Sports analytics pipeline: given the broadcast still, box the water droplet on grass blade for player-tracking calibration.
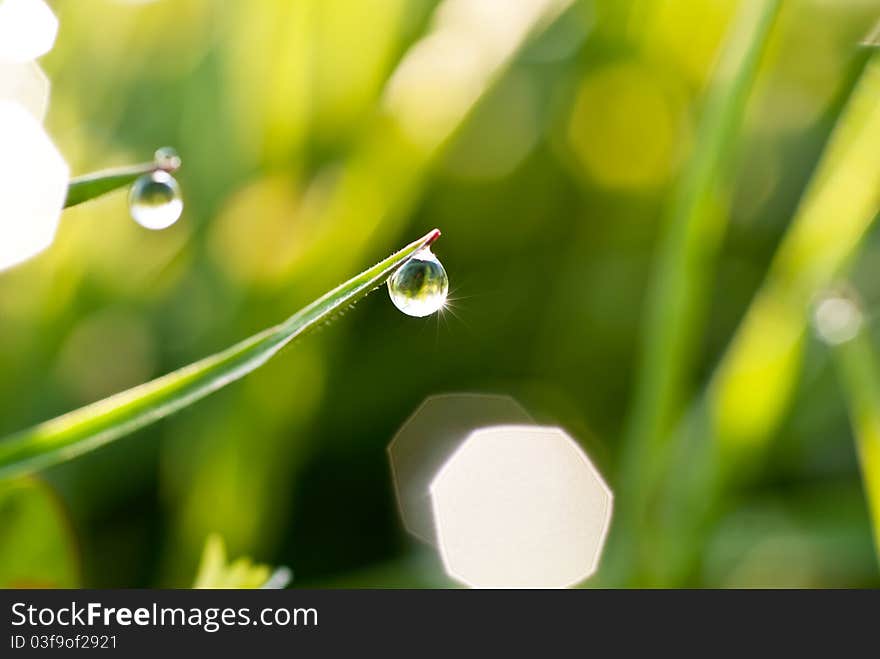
[154,146,181,171]
[129,170,182,230]
[388,248,448,317]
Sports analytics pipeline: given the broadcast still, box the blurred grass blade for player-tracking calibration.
[0,229,441,479]
[651,53,880,585]
[64,150,181,208]
[617,0,779,531]
[711,53,880,455]
[833,330,880,563]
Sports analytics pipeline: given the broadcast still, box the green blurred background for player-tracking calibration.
[2,0,880,588]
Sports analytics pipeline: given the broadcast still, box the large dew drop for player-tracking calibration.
[388,248,448,317]
[128,170,183,230]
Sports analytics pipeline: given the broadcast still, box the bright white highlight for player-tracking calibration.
[0,100,69,270]
[388,394,533,544]
[813,294,863,346]
[430,425,613,588]
[0,0,58,62]
[0,59,49,120]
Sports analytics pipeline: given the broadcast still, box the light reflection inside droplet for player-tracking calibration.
[387,247,448,317]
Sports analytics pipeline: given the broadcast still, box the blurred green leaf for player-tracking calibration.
[0,229,441,479]
[193,533,290,588]
[711,52,880,454]
[834,330,880,564]
[0,478,79,587]
[614,0,780,581]
[651,52,880,584]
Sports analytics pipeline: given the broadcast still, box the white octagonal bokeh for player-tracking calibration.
[0,0,58,62]
[0,59,49,121]
[0,100,69,270]
[430,425,612,588]
[388,393,533,545]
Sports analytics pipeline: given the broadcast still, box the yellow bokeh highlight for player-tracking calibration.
[639,0,738,85]
[567,60,687,190]
[312,0,409,143]
[208,174,305,286]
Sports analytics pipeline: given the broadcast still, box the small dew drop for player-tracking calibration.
[154,146,181,171]
[129,170,183,230]
[813,293,862,346]
[388,248,448,317]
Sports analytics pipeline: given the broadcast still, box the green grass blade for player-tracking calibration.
[833,329,880,563]
[614,0,780,571]
[0,229,441,479]
[64,165,155,208]
[64,150,181,208]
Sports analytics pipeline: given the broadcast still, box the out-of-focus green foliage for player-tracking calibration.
[636,50,880,585]
[615,0,779,583]
[0,478,79,587]
[834,328,880,562]
[1,0,879,588]
[193,534,289,589]
[712,53,880,456]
